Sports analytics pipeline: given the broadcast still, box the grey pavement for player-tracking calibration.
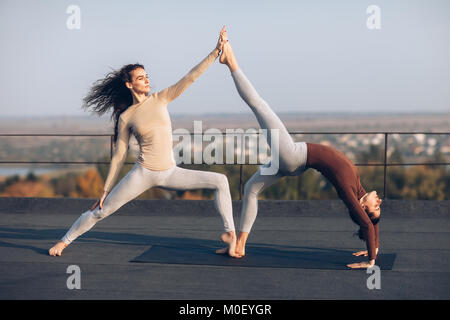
[0,198,449,300]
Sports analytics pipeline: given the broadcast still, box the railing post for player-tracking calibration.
[239,164,243,201]
[383,133,388,199]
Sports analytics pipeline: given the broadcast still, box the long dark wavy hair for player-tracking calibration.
[82,63,145,144]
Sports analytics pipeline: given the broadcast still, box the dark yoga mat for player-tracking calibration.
[130,244,396,270]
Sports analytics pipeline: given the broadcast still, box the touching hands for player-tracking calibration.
[216,26,229,51]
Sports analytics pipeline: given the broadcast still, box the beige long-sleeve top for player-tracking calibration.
[103,48,220,192]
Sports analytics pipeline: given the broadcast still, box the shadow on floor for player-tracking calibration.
[0,226,396,270]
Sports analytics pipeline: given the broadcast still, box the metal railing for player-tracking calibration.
[0,132,449,200]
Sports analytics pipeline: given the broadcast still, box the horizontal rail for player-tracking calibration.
[0,161,448,166]
[1,132,449,136]
[0,132,448,200]
[0,134,112,137]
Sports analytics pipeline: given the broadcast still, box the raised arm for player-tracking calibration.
[103,117,131,193]
[158,27,227,103]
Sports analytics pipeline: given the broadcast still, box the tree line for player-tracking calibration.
[0,145,448,200]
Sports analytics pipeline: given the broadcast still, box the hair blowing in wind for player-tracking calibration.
[82,63,145,143]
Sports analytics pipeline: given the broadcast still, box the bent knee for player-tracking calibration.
[92,207,110,220]
[215,173,230,190]
[243,181,261,197]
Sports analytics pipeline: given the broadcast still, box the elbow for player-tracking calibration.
[111,151,127,167]
[185,74,196,85]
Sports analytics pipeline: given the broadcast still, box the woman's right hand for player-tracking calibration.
[352,248,378,257]
[90,191,109,211]
[352,250,368,257]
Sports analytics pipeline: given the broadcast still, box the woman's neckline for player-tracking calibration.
[131,95,151,107]
[126,95,152,112]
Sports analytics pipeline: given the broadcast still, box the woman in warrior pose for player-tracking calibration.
[218,30,382,268]
[49,27,241,258]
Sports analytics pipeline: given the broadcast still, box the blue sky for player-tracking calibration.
[0,0,449,117]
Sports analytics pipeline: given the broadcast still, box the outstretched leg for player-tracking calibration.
[49,164,157,256]
[161,166,240,258]
[220,41,305,174]
[219,38,309,257]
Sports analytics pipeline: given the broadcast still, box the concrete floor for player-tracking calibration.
[0,199,449,300]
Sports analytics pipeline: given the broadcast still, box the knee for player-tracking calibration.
[243,181,260,198]
[91,207,110,221]
[215,173,230,191]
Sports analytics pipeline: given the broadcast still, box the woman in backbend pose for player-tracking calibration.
[217,30,382,268]
[49,27,241,258]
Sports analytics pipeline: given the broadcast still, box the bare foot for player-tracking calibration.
[215,247,228,254]
[216,239,246,256]
[235,232,248,257]
[219,41,231,64]
[235,240,246,257]
[215,231,242,258]
[219,41,239,72]
[217,244,245,256]
[49,241,68,256]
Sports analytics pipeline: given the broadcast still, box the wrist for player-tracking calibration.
[368,259,375,266]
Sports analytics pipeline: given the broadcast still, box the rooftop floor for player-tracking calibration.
[0,198,449,300]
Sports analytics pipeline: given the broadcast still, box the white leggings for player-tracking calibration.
[61,164,235,244]
[231,69,308,233]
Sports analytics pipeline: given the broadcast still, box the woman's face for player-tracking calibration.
[362,191,382,218]
[126,68,150,94]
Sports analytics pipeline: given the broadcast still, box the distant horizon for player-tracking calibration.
[1,110,449,119]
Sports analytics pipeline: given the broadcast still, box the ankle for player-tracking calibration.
[227,230,237,239]
[221,231,236,244]
[228,63,239,73]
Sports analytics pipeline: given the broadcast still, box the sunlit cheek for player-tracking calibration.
[372,203,379,213]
